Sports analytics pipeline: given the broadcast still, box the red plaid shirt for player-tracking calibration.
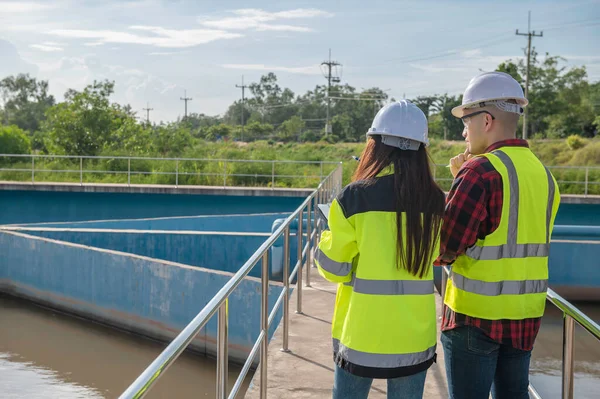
[434,139,541,351]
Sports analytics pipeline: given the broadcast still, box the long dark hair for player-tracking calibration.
[353,136,444,278]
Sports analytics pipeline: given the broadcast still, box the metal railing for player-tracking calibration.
[0,154,341,189]
[440,267,600,399]
[1,154,598,195]
[119,163,343,399]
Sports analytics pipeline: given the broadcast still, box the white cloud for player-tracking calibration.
[222,63,322,75]
[1,1,57,13]
[462,49,482,58]
[83,42,104,47]
[200,8,332,32]
[30,44,64,52]
[47,26,243,48]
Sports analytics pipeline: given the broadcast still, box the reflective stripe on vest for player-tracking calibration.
[333,338,435,368]
[343,275,434,295]
[454,150,556,296]
[315,248,352,276]
[464,150,556,261]
[451,272,548,296]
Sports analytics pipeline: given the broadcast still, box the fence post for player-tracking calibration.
[585,167,589,196]
[296,208,304,314]
[128,158,131,187]
[223,161,227,187]
[260,252,269,399]
[31,156,35,184]
[80,157,83,186]
[562,315,575,399]
[319,161,323,182]
[306,197,312,287]
[282,227,291,352]
[272,161,275,189]
[175,159,179,187]
[216,299,228,399]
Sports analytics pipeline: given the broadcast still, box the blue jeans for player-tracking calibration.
[333,365,427,399]
[441,326,532,399]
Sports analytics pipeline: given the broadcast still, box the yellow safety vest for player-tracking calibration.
[315,167,440,378]
[445,147,560,320]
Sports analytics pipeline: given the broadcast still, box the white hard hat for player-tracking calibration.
[452,71,529,118]
[367,100,428,150]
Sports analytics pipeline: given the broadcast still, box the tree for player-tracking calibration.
[42,80,141,156]
[278,116,305,141]
[0,74,55,146]
[0,125,31,156]
[151,123,193,156]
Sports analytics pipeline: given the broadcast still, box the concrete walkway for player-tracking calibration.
[246,266,448,398]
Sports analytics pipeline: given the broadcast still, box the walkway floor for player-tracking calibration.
[245,266,448,398]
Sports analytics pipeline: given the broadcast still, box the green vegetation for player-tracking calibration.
[0,50,598,194]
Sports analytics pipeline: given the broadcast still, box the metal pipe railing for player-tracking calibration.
[440,267,600,399]
[119,163,342,399]
[1,154,597,195]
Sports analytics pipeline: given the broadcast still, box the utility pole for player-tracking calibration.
[321,49,341,135]
[516,11,543,140]
[236,75,248,141]
[142,102,153,125]
[180,90,192,119]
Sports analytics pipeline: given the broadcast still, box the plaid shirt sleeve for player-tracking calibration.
[434,160,488,266]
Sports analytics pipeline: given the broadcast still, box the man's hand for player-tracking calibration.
[449,148,472,178]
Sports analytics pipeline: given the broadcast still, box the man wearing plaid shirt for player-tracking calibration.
[435,72,560,399]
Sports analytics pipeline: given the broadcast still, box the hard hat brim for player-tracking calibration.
[451,97,529,118]
[366,131,429,147]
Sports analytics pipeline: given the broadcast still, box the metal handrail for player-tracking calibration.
[1,153,598,195]
[119,163,343,399]
[440,266,600,399]
[0,153,340,189]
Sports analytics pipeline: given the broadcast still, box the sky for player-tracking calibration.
[1,0,599,123]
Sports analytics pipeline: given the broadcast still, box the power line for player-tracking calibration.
[516,11,543,140]
[235,75,248,141]
[321,49,342,135]
[142,102,153,124]
[180,90,192,118]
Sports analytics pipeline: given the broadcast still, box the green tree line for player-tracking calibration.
[1,50,598,158]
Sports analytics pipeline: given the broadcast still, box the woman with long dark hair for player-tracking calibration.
[315,100,445,399]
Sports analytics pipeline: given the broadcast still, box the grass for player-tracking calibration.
[1,138,598,194]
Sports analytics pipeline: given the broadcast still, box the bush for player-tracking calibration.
[0,125,31,162]
[566,135,586,150]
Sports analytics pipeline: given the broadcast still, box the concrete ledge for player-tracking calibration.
[559,194,600,204]
[0,181,314,198]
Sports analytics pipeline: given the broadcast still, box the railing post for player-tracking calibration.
[80,157,83,186]
[128,158,131,187]
[319,161,323,182]
[306,197,312,287]
[584,167,589,196]
[282,226,291,352]
[175,159,179,187]
[441,267,449,299]
[271,161,275,189]
[260,252,269,399]
[296,208,304,314]
[216,299,228,399]
[223,161,227,187]
[312,196,318,268]
[562,314,575,399]
[31,155,35,184]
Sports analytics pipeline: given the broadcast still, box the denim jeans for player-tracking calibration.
[441,326,532,399]
[332,365,427,399]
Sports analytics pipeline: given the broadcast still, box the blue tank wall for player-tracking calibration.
[0,190,303,225]
[554,203,600,226]
[0,230,283,364]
